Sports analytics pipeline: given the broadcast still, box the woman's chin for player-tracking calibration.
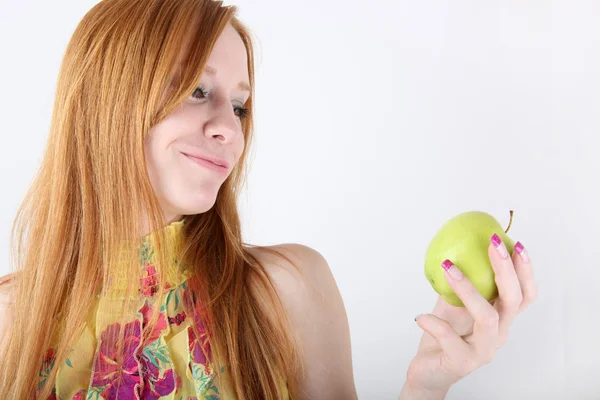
[173,195,218,216]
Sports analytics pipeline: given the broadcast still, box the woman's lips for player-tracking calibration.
[182,152,229,175]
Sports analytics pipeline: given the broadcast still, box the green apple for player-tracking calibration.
[424,210,515,307]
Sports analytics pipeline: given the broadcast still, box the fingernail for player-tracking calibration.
[441,259,463,280]
[491,234,509,259]
[414,314,422,322]
[514,241,530,263]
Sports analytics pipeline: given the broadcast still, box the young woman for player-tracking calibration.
[0,1,537,399]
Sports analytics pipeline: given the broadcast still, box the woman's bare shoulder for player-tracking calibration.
[246,244,358,399]
[0,273,17,341]
[246,243,332,295]
[0,272,16,303]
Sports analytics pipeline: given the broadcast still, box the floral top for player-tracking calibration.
[38,219,289,400]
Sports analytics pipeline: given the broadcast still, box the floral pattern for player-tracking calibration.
[91,319,142,398]
[138,301,176,399]
[38,348,56,393]
[72,390,87,400]
[140,263,159,297]
[35,218,288,399]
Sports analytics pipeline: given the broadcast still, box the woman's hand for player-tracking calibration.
[403,235,537,397]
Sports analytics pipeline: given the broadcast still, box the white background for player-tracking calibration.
[1,1,598,399]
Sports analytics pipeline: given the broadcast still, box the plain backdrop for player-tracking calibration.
[1,1,598,399]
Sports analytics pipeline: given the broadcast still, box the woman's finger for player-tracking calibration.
[415,313,472,368]
[488,234,523,333]
[441,259,499,360]
[512,241,538,312]
[432,295,474,337]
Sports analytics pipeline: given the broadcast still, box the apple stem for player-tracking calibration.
[504,210,514,233]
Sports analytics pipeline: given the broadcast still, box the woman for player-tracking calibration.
[0,0,537,399]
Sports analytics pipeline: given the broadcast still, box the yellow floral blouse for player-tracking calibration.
[37,218,289,400]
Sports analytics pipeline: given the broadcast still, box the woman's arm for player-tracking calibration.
[0,273,17,355]
[0,272,16,319]
[398,382,449,400]
[251,243,359,400]
[255,244,456,400]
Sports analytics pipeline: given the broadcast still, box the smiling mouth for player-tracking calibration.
[182,152,229,174]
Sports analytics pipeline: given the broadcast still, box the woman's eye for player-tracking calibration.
[191,86,209,100]
[234,106,249,120]
[190,86,249,119]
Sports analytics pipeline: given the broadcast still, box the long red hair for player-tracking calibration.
[0,1,305,398]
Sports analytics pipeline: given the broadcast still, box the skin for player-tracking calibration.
[142,23,538,399]
[143,23,249,231]
[0,23,538,400]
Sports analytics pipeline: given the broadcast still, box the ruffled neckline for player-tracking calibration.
[40,216,291,399]
[105,218,192,299]
[45,216,224,398]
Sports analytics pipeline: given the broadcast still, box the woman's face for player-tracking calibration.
[145,23,250,224]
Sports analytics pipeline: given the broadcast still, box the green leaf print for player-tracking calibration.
[149,354,160,368]
[191,363,213,392]
[138,241,155,263]
[85,387,103,400]
[154,350,170,364]
[205,377,220,395]
[66,357,73,367]
[37,359,55,391]
[143,340,172,368]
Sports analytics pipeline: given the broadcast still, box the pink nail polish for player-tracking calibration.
[491,234,509,259]
[514,241,530,262]
[441,259,463,280]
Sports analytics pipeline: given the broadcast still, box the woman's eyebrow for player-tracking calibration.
[205,65,251,92]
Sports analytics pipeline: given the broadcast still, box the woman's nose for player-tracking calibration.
[204,98,242,143]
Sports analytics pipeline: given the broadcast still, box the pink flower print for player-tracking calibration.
[139,301,168,344]
[181,283,212,369]
[137,300,176,398]
[168,311,187,326]
[91,320,142,399]
[181,283,213,328]
[44,389,58,400]
[138,355,176,400]
[72,390,87,400]
[38,348,56,398]
[188,324,211,368]
[140,263,159,297]
[42,348,56,367]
